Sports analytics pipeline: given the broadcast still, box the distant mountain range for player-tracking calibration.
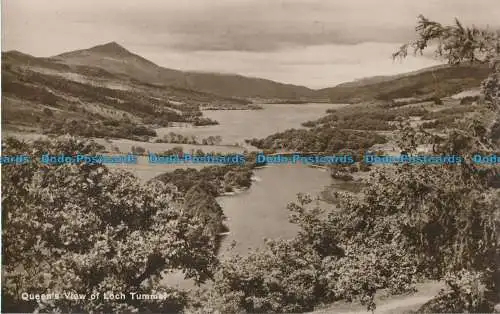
[50,42,317,100]
[3,41,492,104]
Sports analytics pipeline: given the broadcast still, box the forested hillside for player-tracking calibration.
[318,63,490,103]
[2,50,251,139]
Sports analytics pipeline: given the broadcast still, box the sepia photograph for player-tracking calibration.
[1,0,499,313]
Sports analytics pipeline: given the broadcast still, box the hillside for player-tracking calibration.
[333,65,449,89]
[1,50,251,140]
[51,42,316,100]
[319,63,491,103]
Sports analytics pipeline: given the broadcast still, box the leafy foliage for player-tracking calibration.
[393,15,500,311]
[192,16,500,314]
[419,269,493,313]
[44,118,158,141]
[195,193,421,313]
[393,15,500,65]
[246,127,387,154]
[1,137,218,313]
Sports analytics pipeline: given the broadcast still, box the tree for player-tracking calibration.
[131,145,146,155]
[1,137,217,313]
[183,184,226,238]
[393,14,500,142]
[393,15,499,65]
[198,193,419,313]
[392,15,500,312]
[42,107,54,116]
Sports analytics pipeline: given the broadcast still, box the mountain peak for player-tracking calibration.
[53,41,138,60]
[87,41,130,55]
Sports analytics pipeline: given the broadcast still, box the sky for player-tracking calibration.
[2,0,500,88]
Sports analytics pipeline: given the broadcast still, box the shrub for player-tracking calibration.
[42,107,53,116]
[418,270,493,313]
[460,95,480,105]
[432,96,444,105]
[131,145,146,154]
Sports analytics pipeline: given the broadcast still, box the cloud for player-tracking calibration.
[5,0,500,54]
[88,0,418,51]
[100,0,500,52]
